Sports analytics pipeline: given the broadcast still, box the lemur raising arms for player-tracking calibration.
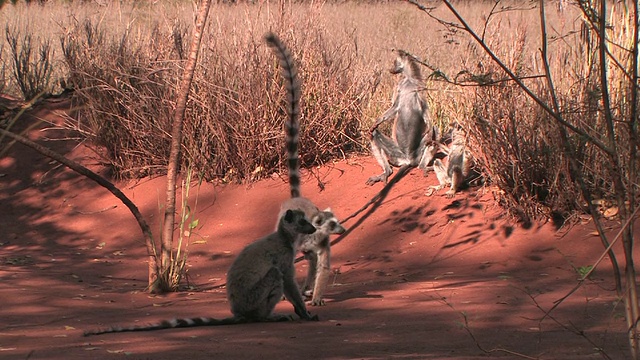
[367,50,439,186]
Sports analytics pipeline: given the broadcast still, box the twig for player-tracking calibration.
[0,127,159,283]
[439,295,539,359]
[548,204,640,315]
[405,0,613,157]
[524,290,613,360]
[402,49,546,87]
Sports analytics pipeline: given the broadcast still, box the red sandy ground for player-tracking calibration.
[0,99,634,359]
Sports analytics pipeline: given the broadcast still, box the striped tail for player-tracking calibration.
[83,316,243,336]
[265,32,302,198]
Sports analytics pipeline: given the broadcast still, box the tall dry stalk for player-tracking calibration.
[155,0,212,293]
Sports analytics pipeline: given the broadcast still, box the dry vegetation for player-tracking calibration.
[0,0,635,221]
[4,0,640,356]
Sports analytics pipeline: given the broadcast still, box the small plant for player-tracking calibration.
[577,265,594,279]
[163,167,203,291]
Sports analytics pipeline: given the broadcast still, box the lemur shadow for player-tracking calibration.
[436,197,516,251]
[326,290,385,304]
[440,198,485,248]
[295,164,413,264]
[377,204,437,234]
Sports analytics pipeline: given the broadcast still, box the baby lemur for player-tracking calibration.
[429,123,472,198]
[265,33,346,307]
[83,209,318,336]
[279,198,345,306]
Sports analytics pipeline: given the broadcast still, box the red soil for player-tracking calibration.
[0,100,632,359]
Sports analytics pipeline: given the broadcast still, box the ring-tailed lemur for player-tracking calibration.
[83,33,323,336]
[366,50,439,186]
[84,208,319,336]
[428,122,473,198]
[265,33,346,307]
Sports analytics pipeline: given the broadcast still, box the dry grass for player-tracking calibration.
[53,1,381,180]
[1,0,635,219]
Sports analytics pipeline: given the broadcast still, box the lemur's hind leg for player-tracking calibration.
[366,129,408,185]
[302,251,317,297]
[231,266,285,321]
[426,158,450,196]
[416,127,440,170]
[446,167,463,198]
[309,247,331,306]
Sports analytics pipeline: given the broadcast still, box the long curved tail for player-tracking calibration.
[265,32,302,198]
[83,316,244,336]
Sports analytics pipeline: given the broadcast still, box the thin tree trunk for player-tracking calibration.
[628,6,640,359]
[538,0,623,294]
[155,0,212,293]
[594,0,639,357]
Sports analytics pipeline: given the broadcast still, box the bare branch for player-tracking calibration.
[0,127,159,281]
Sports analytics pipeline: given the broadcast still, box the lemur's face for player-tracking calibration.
[390,56,405,75]
[312,210,346,235]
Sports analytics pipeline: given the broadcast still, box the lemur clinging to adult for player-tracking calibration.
[428,122,473,198]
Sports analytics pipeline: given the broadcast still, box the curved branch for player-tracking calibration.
[0,128,159,281]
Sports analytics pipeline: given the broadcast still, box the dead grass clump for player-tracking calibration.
[458,16,587,222]
[458,4,631,222]
[62,19,178,178]
[470,80,573,221]
[5,25,54,100]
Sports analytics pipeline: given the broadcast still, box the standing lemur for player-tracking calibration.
[266,32,346,307]
[366,50,439,185]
